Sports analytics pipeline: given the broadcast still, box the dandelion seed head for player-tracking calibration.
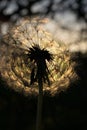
[0,17,77,96]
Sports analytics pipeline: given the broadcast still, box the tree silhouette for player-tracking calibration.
[0,0,87,40]
[0,0,87,23]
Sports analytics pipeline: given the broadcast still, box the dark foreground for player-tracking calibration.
[0,52,87,130]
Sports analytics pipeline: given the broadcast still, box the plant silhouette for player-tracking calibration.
[0,17,77,130]
[28,45,52,85]
[27,44,52,130]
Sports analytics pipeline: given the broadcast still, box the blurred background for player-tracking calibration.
[0,0,87,51]
[0,0,87,130]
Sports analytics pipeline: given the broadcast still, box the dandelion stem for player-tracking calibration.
[36,78,43,130]
[28,45,52,130]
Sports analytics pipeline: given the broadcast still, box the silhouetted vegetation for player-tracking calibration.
[0,52,87,130]
[0,1,87,130]
[0,0,87,41]
[0,0,87,22]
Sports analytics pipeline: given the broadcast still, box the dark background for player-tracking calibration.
[0,0,87,130]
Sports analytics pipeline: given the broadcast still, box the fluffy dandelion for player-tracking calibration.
[0,17,76,96]
[0,17,77,130]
